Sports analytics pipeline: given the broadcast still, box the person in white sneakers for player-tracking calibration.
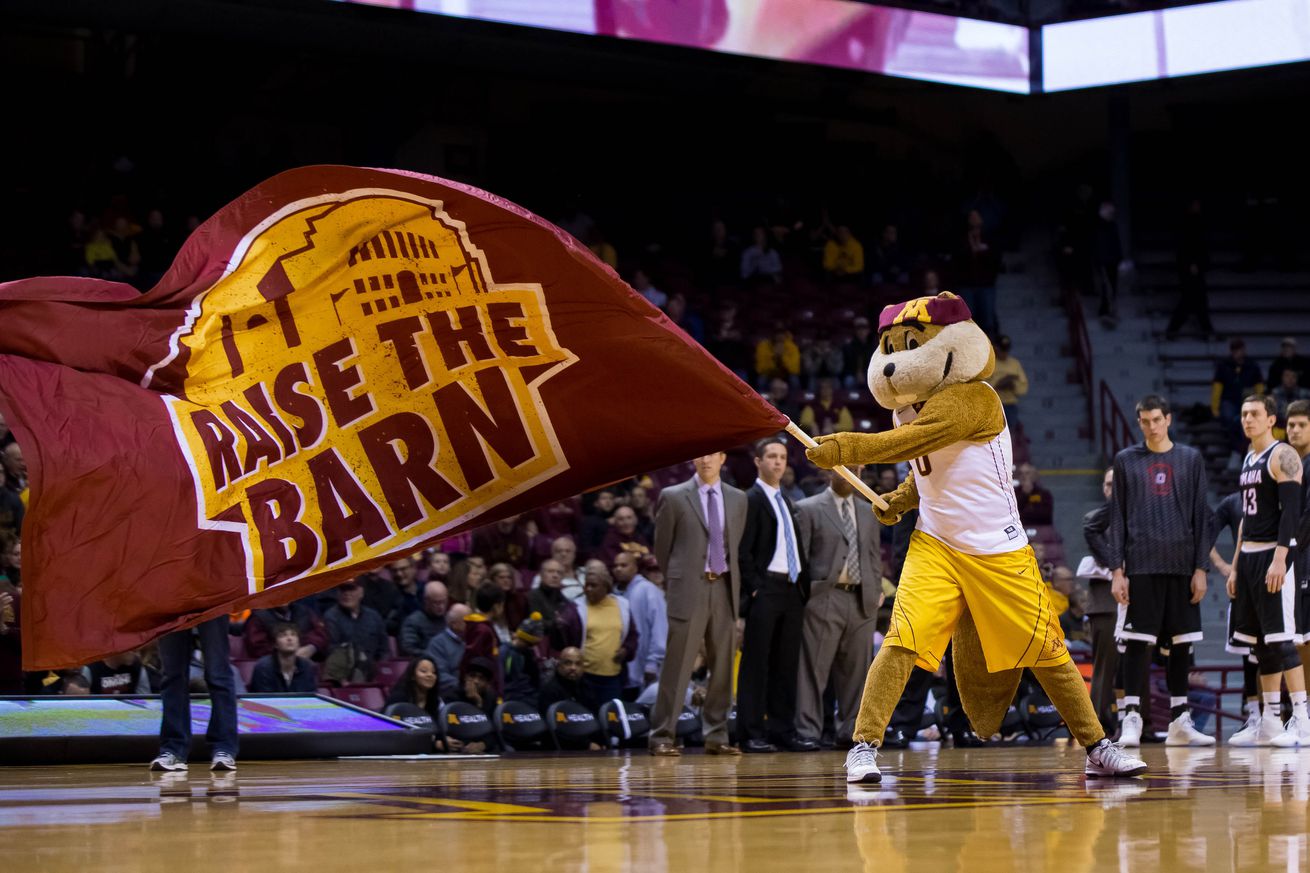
[1226,395,1307,748]
[1107,395,1216,749]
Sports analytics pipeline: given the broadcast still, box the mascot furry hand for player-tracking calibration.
[804,293,1102,747]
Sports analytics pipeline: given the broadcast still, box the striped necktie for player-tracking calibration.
[841,498,860,586]
[775,491,799,582]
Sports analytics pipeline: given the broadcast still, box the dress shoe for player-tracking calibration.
[649,743,682,757]
[742,738,778,753]
[882,728,910,750]
[705,743,743,756]
[950,728,985,748]
[788,737,821,752]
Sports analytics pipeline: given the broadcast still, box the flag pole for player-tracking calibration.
[783,420,891,511]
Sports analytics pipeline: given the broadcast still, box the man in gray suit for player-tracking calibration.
[793,465,883,747]
[648,450,748,755]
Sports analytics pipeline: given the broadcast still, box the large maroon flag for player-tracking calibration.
[0,166,785,668]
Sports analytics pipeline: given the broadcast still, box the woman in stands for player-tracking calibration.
[384,656,485,753]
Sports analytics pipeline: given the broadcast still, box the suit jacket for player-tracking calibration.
[739,482,807,613]
[654,476,747,622]
[795,490,882,617]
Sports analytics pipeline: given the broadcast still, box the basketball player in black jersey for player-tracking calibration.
[1284,399,1310,693]
[1227,394,1307,746]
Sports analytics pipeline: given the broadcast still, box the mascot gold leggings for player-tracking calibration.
[853,610,1106,747]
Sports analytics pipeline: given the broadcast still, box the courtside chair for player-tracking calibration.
[439,701,494,746]
[546,700,601,750]
[494,700,548,750]
[597,699,650,748]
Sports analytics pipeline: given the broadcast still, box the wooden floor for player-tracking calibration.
[1,744,1307,872]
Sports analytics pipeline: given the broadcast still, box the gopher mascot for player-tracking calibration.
[805,292,1146,782]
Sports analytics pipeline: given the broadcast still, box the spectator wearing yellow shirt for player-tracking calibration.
[755,329,801,386]
[822,225,864,278]
[985,335,1028,410]
[799,379,855,436]
[557,560,638,705]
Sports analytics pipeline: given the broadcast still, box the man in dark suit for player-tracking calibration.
[737,437,807,752]
[648,451,748,756]
[793,465,882,747]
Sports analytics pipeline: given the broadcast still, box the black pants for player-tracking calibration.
[1088,612,1120,735]
[737,575,804,742]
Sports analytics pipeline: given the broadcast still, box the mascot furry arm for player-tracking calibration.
[805,381,1005,524]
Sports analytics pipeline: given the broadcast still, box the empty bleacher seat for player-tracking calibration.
[329,685,387,712]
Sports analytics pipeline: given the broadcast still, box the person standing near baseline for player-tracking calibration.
[737,437,808,752]
[150,615,240,771]
[1108,394,1215,748]
[1284,399,1310,687]
[1227,395,1307,746]
[648,451,748,756]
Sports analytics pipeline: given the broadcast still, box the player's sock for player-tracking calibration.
[1122,695,1141,714]
[1246,698,1261,717]
[1243,658,1259,700]
[1264,691,1282,715]
[1292,691,1308,720]
[1170,696,1189,721]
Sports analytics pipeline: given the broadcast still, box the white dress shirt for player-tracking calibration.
[755,480,797,577]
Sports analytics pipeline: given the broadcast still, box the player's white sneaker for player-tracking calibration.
[1118,711,1143,747]
[1271,714,1310,747]
[1085,739,1148,777]
[1228,713,1283,747]
[844,742,882,784]
[1165,712,1216,746]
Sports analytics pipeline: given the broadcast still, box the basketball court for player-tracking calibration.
[1,746,1304,872]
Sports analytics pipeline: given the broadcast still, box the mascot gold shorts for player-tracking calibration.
[885,531,1071,673]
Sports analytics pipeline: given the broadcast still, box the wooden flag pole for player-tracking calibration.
[784,420,890,511]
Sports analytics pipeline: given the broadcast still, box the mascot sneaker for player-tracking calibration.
[1085,739,1148,777]
[844,742,882,784]
[1271,714,1310,747]
[1165,713,1216,746]
[1118,711,1144,747]
[1228,714,1283,747]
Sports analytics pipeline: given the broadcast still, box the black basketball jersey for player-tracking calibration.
[1239,442,1283,542]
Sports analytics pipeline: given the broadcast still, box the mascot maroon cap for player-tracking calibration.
[877,292,973,332]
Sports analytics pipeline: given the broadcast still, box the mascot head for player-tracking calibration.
[867,291,995,409]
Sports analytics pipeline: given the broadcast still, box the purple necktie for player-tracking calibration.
[706,488,728,574]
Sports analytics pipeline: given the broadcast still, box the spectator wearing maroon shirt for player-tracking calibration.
[1015,463,1054,527]
[596,505,653,565]
[460,583,506,697]
[472,515,534,569]
[489,562,530,634]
